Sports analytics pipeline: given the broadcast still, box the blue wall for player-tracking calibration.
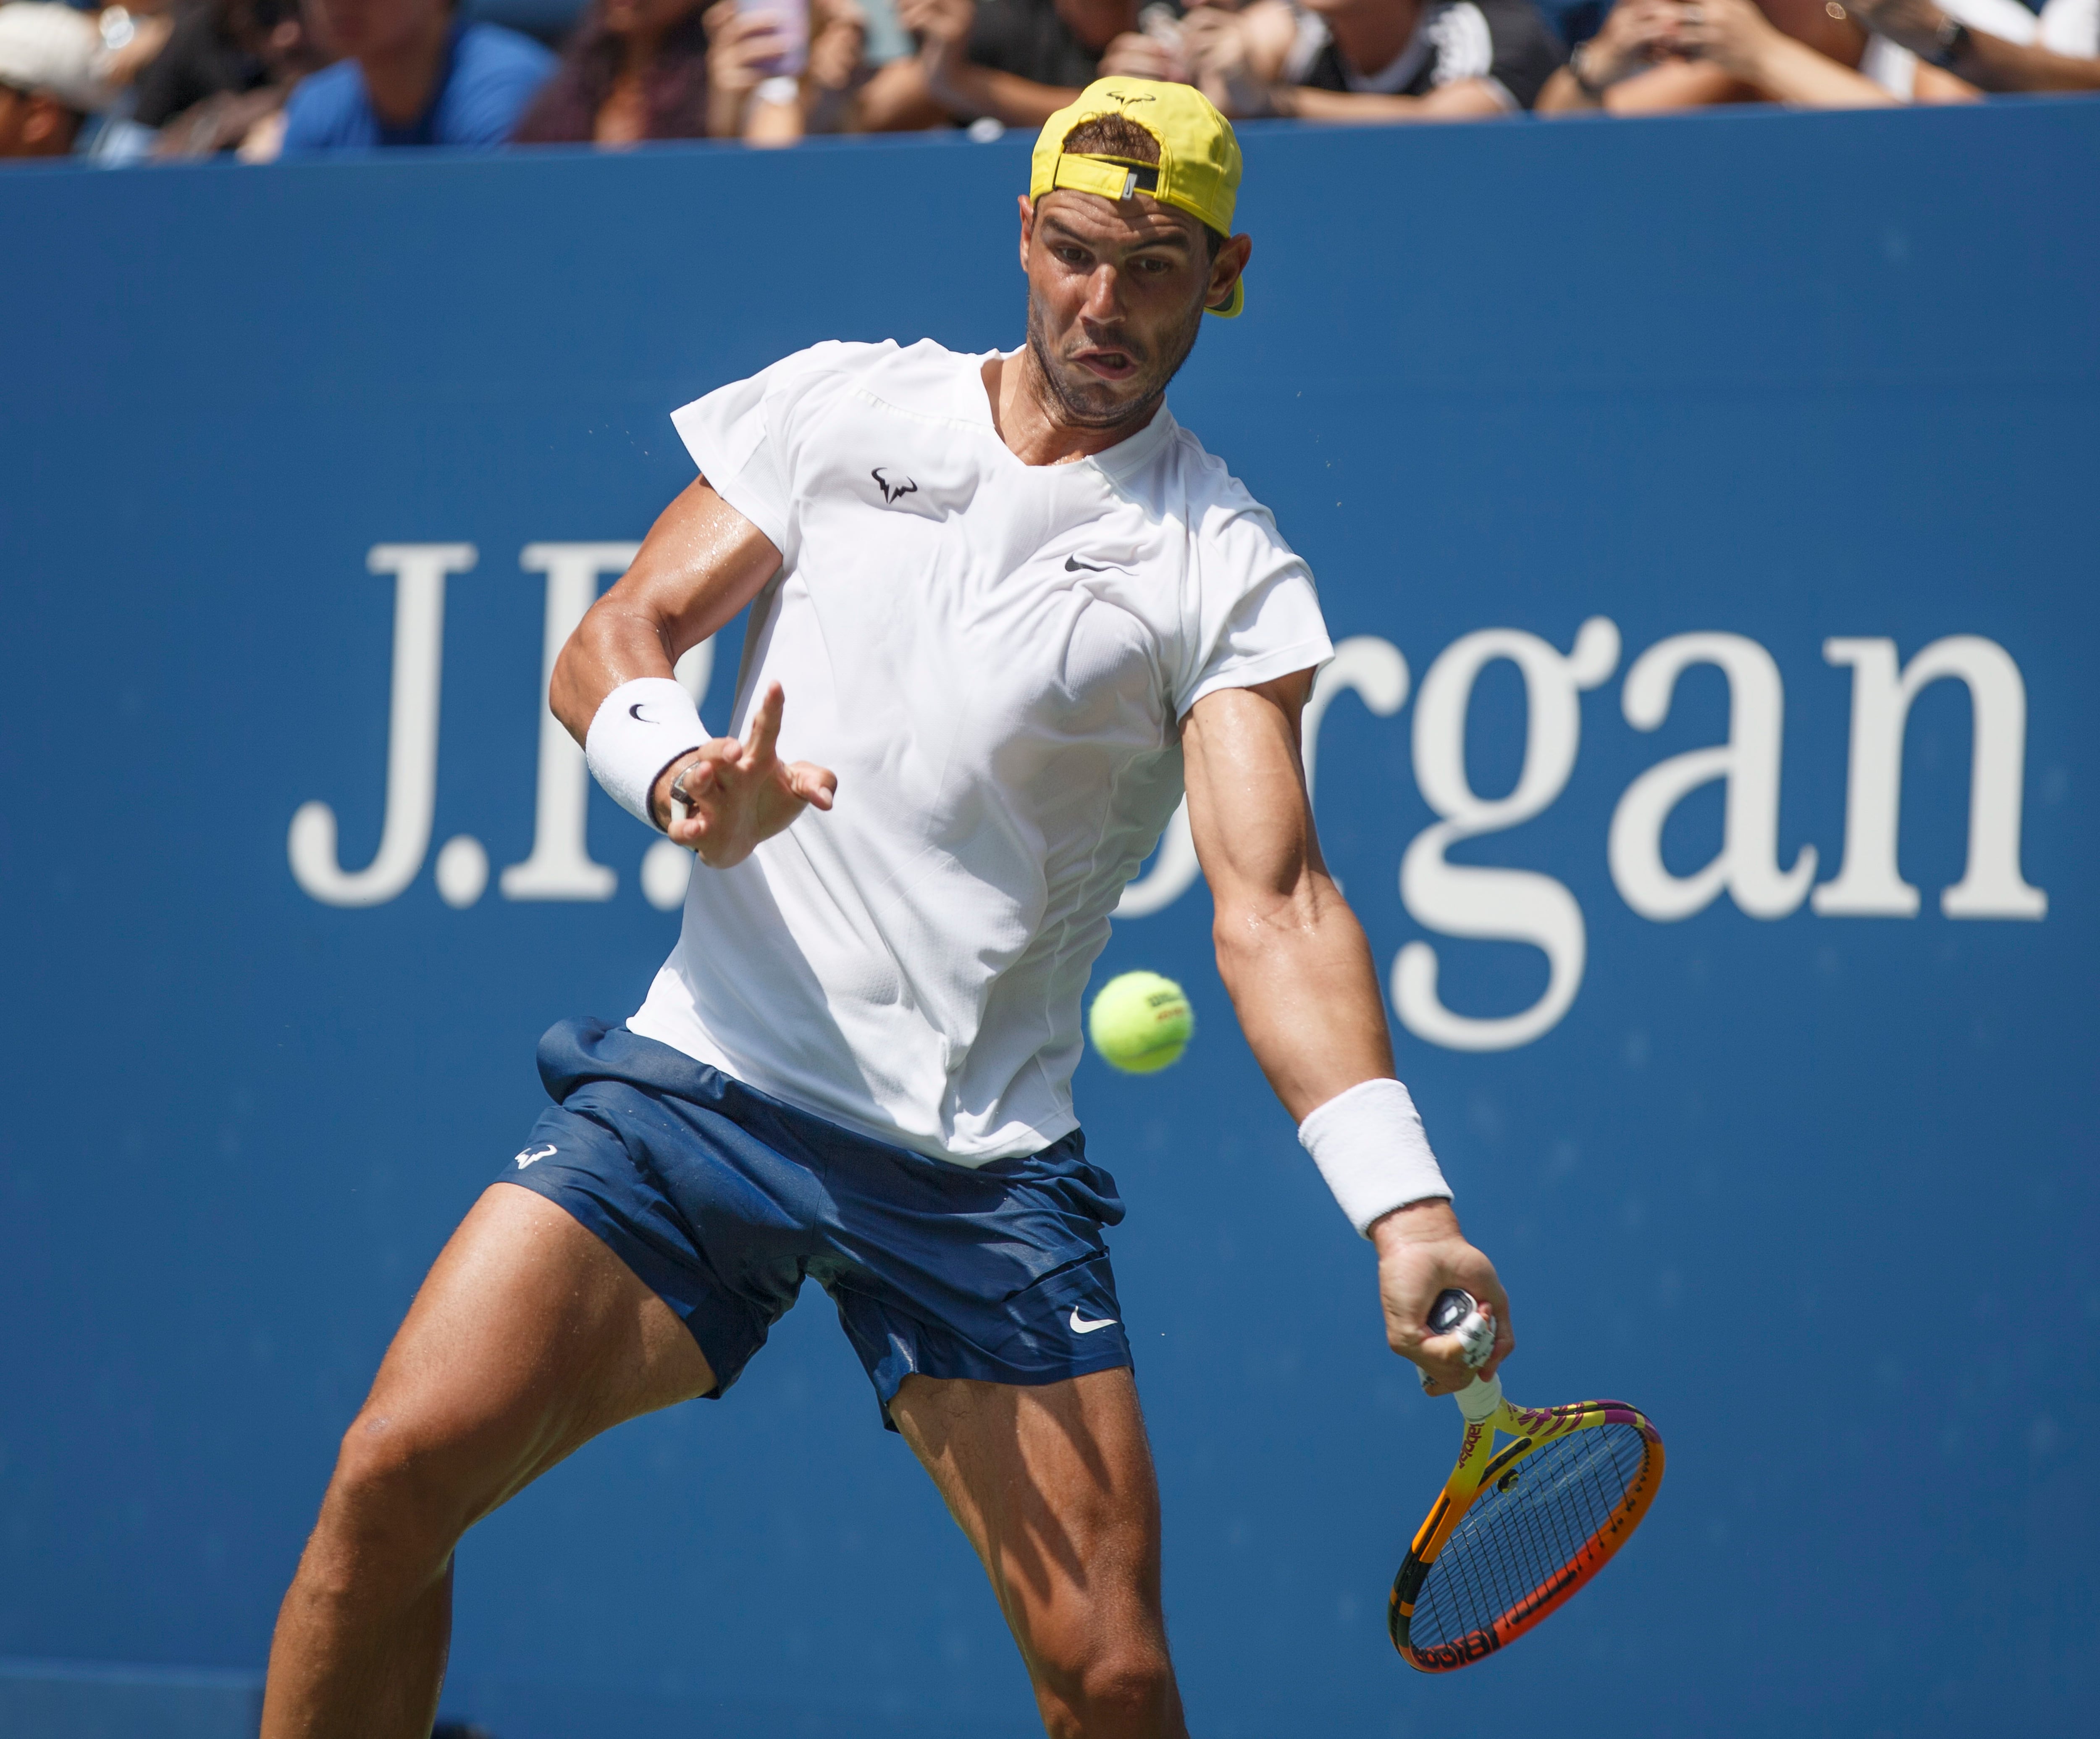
[3,99,2095,1738]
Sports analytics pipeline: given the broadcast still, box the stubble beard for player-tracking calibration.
[1023,284,1208,434]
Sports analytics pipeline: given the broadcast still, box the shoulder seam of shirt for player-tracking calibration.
[846,382,997,439]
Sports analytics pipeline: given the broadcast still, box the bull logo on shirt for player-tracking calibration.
[871,467,919,505]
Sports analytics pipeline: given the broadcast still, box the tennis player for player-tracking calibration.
[262,79,1514,1739]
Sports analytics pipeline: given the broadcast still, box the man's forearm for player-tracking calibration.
[1741,34,1898,106]
[1213,875,1396,1122]
[550,597,682,749]
[922,45,1076,125]
[1956,32,2100,90]
[1273,81,1507,123]
[549,478,781,746]
[1535,65,1604,113]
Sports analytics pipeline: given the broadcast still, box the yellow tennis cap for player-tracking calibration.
[1030,78,1246,319]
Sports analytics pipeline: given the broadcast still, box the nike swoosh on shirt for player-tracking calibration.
[1068,1308,1119,1334]
[1064,555,1121,574]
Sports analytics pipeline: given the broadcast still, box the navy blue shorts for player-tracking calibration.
[500,1018,1133,1430]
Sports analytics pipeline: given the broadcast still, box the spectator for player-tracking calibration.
[1845,0,2100,90]
[510,0,713,139]
[696,0,867,140]
[1089,1,1302,97]
[512,0,862,143]
[1536,0,1986,110]
[0,1,113,157]
[1189,0,1569,120]
[278,0,554,150]
[868,0,1164,128]
[134,0,323,157]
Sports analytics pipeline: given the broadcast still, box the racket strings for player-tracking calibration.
[1411,1421,1648,1650]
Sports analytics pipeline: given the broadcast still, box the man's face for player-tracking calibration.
[0,85,81,159]
[302,0,443,60]
[1019,189,1245,429]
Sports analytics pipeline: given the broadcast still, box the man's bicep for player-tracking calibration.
[550,480,782,742]
[1182,673,1321,906]
[605,476,783,660]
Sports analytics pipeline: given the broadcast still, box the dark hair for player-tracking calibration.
[1058,113,1226,259]
[511,0,710,145]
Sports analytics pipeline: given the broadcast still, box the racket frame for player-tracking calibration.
[1387,1383,1665,1672]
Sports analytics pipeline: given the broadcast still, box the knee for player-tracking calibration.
[1038,1635,1178,1738]
[306,1409,479,1584]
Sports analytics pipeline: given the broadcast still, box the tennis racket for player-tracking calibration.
[1388,1289,1665,1672]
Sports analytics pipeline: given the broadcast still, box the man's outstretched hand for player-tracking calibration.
[650,682,837,868]
[1371,1200,1515,1396]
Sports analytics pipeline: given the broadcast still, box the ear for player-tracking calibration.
[1206,232,1254,314]
[22,94,66,150]
[1017,193,1036,273]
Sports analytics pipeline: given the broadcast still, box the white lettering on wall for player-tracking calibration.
[1301,636,1411,810]
[498,543,637,902]
[1609,633,1815,921]
[1812,636,2047,919]
[283,546,2053,1053]
[288,543,473,908]
[1393,618,1620,1052]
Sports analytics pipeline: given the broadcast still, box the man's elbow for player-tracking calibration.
[548,626,598,748]
[1209,882,1328,966]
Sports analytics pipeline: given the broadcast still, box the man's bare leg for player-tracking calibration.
[261,1185,716,1739]
[890,1369,1189,1739]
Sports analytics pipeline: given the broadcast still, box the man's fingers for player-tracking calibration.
[1410,1340,1479,1395]
[1486,1301,1515,1380]
[1417,1329,1484,1378]
[744,681,786,765]
[786,760,838,809]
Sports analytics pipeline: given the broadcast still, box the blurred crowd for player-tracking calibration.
[1,0,2095,163]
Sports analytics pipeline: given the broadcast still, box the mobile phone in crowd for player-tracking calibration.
[740,0,810,78]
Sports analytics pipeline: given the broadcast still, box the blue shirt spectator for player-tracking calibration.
[283,11,553,150]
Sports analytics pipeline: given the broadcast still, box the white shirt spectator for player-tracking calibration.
[2037,0,2097,53]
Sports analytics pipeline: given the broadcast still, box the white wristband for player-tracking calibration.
[1297,1077,1451,1238]
[585,678,707,831]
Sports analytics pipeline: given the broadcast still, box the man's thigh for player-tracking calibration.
[888,1369,1170,1663]
[340,1183,717,1528]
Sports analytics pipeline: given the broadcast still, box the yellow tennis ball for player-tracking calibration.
[1088,970,1194,1074]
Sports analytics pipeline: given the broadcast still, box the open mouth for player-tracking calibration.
[1073,346,1141,383]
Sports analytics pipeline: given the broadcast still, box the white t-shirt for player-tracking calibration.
[627,339,1333,1164]
[1859,0,2040,96]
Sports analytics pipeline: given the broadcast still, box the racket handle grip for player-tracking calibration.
[1454,1372,1504,1422]
[1417,1358,1505,1418]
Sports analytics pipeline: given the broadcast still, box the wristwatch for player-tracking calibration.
[1569,40,1612,100]
[1927,15,1971,66]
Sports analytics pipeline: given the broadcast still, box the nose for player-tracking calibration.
[1080,263,1122,323]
